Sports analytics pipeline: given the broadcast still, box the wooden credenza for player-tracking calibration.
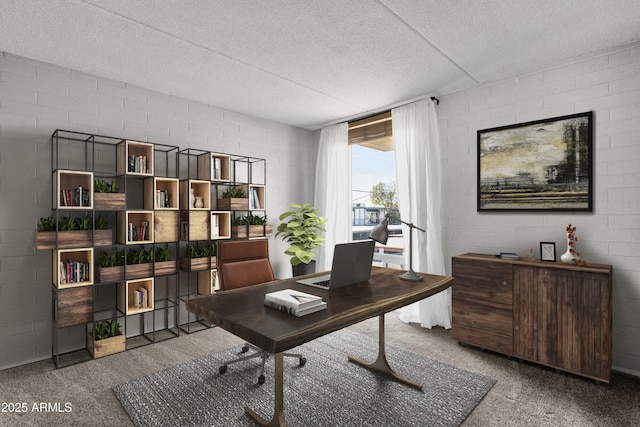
[452,253,612,382]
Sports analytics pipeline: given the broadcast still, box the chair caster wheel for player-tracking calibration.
[219,365,228,374]
[258,374,265,385]
[241,346,249,353]
[299,357,307,367]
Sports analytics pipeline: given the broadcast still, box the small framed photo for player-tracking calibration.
[540,242,556,262]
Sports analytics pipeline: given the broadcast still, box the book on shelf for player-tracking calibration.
[498,252,519,260]
[134,287,149,308]
[264,298,327,317]
[211,214,219,238]
[264,288,324,311]
[211,157,222,180]
[250,187,261,209]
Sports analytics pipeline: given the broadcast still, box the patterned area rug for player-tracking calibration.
[113,329,495,426]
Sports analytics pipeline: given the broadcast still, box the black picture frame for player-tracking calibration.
[540,242,556,262]
[477,111,593,211]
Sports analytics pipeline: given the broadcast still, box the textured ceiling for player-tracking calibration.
[1,0,639,130]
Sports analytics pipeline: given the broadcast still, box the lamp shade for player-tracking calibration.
[369,217,389,244]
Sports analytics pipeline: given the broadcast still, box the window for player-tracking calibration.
[350,112,403,265]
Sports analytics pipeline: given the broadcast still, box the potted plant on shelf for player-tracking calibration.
[232,214,272,238]
[125,247,154,279]
[276,203,328,276]
[95,248,125,283]
[217,186,249,210]
[153,246,177,276]
[93,177,125,210]
[36,214,112,249]
[180,242,217,271]
[87,318,125,358]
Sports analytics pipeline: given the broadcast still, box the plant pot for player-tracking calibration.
[154,260,177,276]
[180,256,217,272]
[231,224,273,238]
[36,229,112,250]
[87,333,125,359]
[217,197,249,210]
[125,263,153,279]
[93,193,126,210]
[95,265,125,283]
[292,260,316,277]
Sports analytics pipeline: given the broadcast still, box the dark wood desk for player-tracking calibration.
[186,266,453,426]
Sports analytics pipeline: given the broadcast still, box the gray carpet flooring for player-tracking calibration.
[113,328,495,426]
[1,314,640,426]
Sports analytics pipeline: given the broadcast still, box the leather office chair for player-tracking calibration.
[216,239,306,384]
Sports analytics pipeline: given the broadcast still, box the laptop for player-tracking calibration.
[296,240,375,290]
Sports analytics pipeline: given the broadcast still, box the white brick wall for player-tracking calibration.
[0,52,316,369]
[439,43,640,376]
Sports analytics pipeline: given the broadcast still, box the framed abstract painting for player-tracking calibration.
[477,111,593,211]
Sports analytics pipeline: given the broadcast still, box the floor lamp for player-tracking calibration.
[369,215,425,281]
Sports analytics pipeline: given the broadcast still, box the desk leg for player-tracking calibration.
[245,352,286,427]
[348,314,423,391]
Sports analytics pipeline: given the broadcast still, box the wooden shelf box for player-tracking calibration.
[52,286,93,328]
[217,185,249,210]
[197,152,231,182]
[53,248,94,289]
[197,269,219,295]
[210,211,231,239]
[180,256,216,272]
[87,333,126,359]
[117,140,154,176]
[117,211,154,244]
[249,185,265,210]
[179,211,209,241]
[154,211,178,243]
[232,224,273,239]
[36,229,112,250]
[94,192,126,210]
[53,170,93,209]
[180,179,211,210]
[144,177,179,210]
[117,278,154,315]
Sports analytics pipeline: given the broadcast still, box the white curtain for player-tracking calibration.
[314,122,351,272]
[392,99,451,329]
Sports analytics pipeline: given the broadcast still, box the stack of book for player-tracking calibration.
[264,289,327,317]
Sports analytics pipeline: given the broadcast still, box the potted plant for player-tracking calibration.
[153,246,177,276]
[232,214,272,238]
[276,203,328,276]
[93,177,125,210]
[125,247,153,279]
[95,248,125,283]
[217,186,249,210]
[36,214,112,249]
[180,242,217,271]
[87,319,125,358]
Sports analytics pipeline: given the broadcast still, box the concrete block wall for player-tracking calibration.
[438,43,640,376]
[0,52,316,369]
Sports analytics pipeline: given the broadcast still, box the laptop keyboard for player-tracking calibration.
[314,279,331,288]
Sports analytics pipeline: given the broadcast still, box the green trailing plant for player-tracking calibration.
[94,177,119,193]
[233,214,268,226]
[37,215,56,232]
[221,187,246,198]
[185,242,216,258]
[276,203,328,266]
[92,319,122,340]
